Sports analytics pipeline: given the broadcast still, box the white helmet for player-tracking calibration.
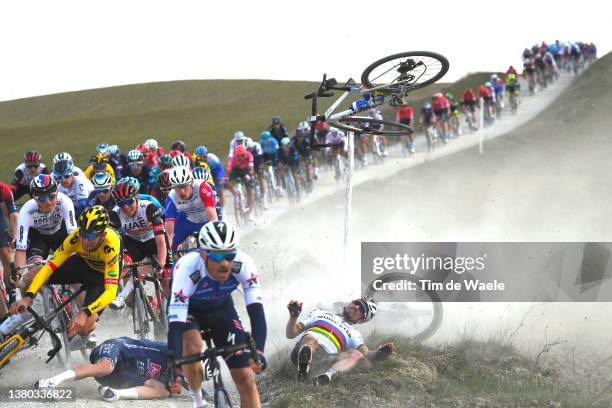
[491,74,498,81]
[192,167,211,183]
[198,221,238,251]
[109,145,119,154]
[169,166,193,187]
[171,154,191,168]
[127,149,144,162]
[53,152,73,164]
[297,121,310,132]
[92,171,113,190]
[354,297,377,323]
[234,131,245,141]
[145,138,158,150]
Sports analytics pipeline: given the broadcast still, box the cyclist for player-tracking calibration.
[291,126,315,187]
[477,83,494,122]
[259,131,281,197]
[431,92,450,142]
[121,150,152,194]
[8,205,120,349]
[506,65,519,78]
[485,81,497,117]
[446,92,462,137]
[278,137,301,196]
[151,170,172,205]
[109,181,168,309]
[192,167,223,220]
[461,88,478,129]
[168,221,267,408]
[109,145,127,175]
[35,337,181,401]
[491,74,505,113]
[267,115,289,144]
[84,152,116,183]
[226,145,256,221]
[0,181,18,321]
[52,158,94,217]
[10,151,49,201]
[169,140,192,160]
[165,166,217,251]
[523,57,536,93]
[396,99,415,153]
[325,128,347,179]
[143,138,163,168]
[158,154,174,172]
[505,73,520,112]
[193,146,225,208]
[228,131,247,160]
[297,121,319,179]
[85,171,115,211]
[286,298,395,385]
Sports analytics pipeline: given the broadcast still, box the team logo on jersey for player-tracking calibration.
[107,270,118,278]
[70,234,79,244]
[189,270,201,284]
[146,362,162,379]
[231,261,242,274]
[246,272,258,287]
[104,245,113,254]
[173,289,187,303]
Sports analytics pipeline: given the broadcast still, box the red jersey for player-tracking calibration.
[478,85,491,98]
[431,97,450,111]
[226,152,254,172]
[396,106,414,121]
[462,89,476,102]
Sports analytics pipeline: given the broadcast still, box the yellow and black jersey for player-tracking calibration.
[26,227,122,316]
[84,163,116,183]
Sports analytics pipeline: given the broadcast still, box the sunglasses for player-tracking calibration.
[95,189,110,194]
[161,187,172,193]
[54,173,72,181]
[26,164,39,169]
[80,229,102,240]
[205,251,237,263]
[35,193,56,202]
[129,162,143,168]
[117,198,135,207]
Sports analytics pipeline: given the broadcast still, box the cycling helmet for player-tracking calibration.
[118,176,141,192]
[234,145,247,156]
[109,145,119,154]
[491,74,498,81]
[198,221,238,251]
[424,102,432,109]
[330,127,339,134]
[127,149,144,163]
[53,152,73,164]
[159,154,173,168]
[30,174,57,197]
[171,140,187,152]
[157,170,172,190]
[171,154,191,168]
[233,131,245,141]
[78,205,110,235]
[53,159,74,177]
[192,167,211,183]
[195,146,208,156]
[298,121,310,132]
[24,151,41,166]
[280,137,291,147]
[96,143,110,155]
[260,131,271,140]
[353,296,377,323]
[272,116,281,125]
[445,92,454,100]
[112,180,139,201]
[169,166,193,187]
[92,171,113,190]
[144,138,158,150]
[95,152,109,164]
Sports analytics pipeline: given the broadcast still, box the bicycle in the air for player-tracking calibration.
[167,330,260,408]
[305,51,449,146]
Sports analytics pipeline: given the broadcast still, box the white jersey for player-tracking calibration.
[14,163,47,186]
[298,309,365,354]
[16,192,77,251]
[227,137,252,159]
[111,200,164,243]
[168,250,263,323]
[325,131,346,146]
[57,171,94,205]
[165,179,216,224]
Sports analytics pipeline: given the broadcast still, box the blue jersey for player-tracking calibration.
[89,337,169,388]
[260,137,279,155]
[206,153,225,185]
[139,193,164,214]
[278,147,299,165]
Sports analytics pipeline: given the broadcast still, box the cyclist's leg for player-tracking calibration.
[181,315,205,395]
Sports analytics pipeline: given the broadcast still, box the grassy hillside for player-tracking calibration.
[0,73,494,184]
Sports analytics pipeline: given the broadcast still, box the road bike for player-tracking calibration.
[168,330,259,408]
[305,51,448,140]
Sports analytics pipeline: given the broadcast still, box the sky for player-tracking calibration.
[0,0,608,101]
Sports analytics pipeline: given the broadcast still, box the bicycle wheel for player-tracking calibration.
[233,184,243,226]
[43,288,71,369]
[361,51,449,95]
[133,285,149,340]
[329,116,413,136]
[364,273,443,342]
[153,290,168,341]
[214,388,232,408]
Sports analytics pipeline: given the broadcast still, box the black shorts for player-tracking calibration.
[398,118,413,126]
[434,109,448,121]
[229,168,254,188]
[26,224,68,260]
[253,155,264,175]
[47,255,107,316]
[185,297,251,369]
[463,100,476,111]
[124,236,158,262]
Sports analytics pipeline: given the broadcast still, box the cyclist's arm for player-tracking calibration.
[198,182,218,222]
[10,168,25,190]
[167,256,197,359]
[59,194,78,234]
[146,203,167,266]
[164,196,177,245]
[14,206,34,266]
[84,243,120,316]
[83,165,94,181]
[24,231,77,298]
[238,253,266,351]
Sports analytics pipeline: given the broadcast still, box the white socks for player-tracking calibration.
[190,389,206,407]
[47,369,76,386]
[115,387,139,400]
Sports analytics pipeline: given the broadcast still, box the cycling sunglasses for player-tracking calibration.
[26,164,39,169]
[205,251,237,263]
[54,173,72,181]
[117,198,135,207]
[95,188,110,194]
[35,193,57,202]
[129,162,143,168]
[80,229,102,240]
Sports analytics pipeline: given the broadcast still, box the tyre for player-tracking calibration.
[153,292,168,341]
[329,116,413,137]
[364,273,443,342]
[133,286,149,340]
[214,388,232,408]
[361,51,449,95]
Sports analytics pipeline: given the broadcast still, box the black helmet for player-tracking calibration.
[30,175,57,197]
[78,205,110,234]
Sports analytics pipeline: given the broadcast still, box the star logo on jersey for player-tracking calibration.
[173,289,187,303]
[246,273,258,287]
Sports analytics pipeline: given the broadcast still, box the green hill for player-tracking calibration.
[0,73,494,184]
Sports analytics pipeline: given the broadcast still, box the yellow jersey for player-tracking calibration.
[84,163,116,183]
[26,227,122,316]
